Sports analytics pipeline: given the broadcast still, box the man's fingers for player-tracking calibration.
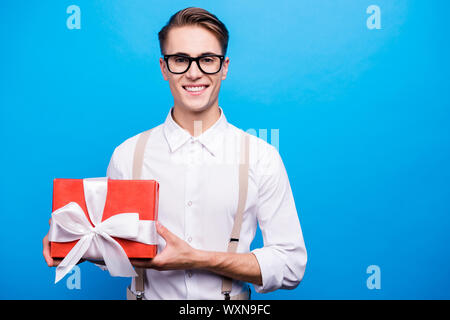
[52,258,62,267]
[43,233,62,267]
[155,221,164,235]
[43,254,53,267]
[130,258,153,268]
[156,221,173,242]
[43,234,54,267]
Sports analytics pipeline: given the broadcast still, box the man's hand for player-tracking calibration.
[43,233,61,267]
[130,221,200,270]
[130,222,263,286]
[43,218,61,267]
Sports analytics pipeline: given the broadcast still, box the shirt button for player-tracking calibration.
[187,201,192,207]
[187,271,193,278]
[187,237,192,243]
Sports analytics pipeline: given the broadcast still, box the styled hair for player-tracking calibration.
[158,7,229,55]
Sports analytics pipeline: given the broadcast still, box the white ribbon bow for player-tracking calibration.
[48,177,157,283]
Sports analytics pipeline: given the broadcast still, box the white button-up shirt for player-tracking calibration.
[106,106,307,299]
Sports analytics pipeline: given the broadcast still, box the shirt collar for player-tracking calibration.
[163,106,228,156]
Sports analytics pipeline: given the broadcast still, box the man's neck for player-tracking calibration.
[172,105,221,137]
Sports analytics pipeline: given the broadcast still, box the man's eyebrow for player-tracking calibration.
[171,52,190,56]
[171,51,222,57]
[199,51,222,56]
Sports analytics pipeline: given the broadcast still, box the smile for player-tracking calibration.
[182,85,209,95]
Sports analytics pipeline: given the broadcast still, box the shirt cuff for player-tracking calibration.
[251,247,286,293]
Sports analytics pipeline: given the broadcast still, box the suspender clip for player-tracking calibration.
[136,291,144,300]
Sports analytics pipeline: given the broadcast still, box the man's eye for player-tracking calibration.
[201,57,214,63]
[174,57,188,63]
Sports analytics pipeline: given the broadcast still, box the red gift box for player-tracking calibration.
[50,178,159,259]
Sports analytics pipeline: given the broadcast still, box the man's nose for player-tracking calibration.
[185,61,203,79]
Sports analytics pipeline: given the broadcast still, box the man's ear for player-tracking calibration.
[160,57,169,81]
[221,57,230,80]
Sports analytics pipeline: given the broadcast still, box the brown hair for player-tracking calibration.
[158,7,229,55]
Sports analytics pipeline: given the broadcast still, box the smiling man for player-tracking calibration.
[110,7,307,300]
[43,7,307,300]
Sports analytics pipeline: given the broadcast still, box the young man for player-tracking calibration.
[44,7,307,300]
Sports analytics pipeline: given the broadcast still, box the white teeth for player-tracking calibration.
[184,86,206,92]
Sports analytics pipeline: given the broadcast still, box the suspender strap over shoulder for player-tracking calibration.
[130,129,153,300]
[133,129,152,181]
[221,132,250,299]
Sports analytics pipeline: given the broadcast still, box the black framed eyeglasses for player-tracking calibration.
[164,54,225,74]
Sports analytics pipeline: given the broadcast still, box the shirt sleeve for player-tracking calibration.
[106,148,125,179]
[251,145,307,293]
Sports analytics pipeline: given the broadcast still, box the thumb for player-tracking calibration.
[156,221,173,242]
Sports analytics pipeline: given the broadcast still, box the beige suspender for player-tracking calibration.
[128,129,250,300]
[130,129,153,300]
[221,132,250,299]
[132,129,152,181]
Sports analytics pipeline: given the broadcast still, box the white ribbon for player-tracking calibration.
[48,177,157,283]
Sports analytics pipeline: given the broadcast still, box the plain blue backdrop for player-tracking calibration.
[1,0,449,299]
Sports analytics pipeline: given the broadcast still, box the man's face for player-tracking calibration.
[159,26,229,113]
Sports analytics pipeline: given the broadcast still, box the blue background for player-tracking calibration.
[1,0,449,299]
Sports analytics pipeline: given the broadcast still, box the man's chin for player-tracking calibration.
[177,102,213,114]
